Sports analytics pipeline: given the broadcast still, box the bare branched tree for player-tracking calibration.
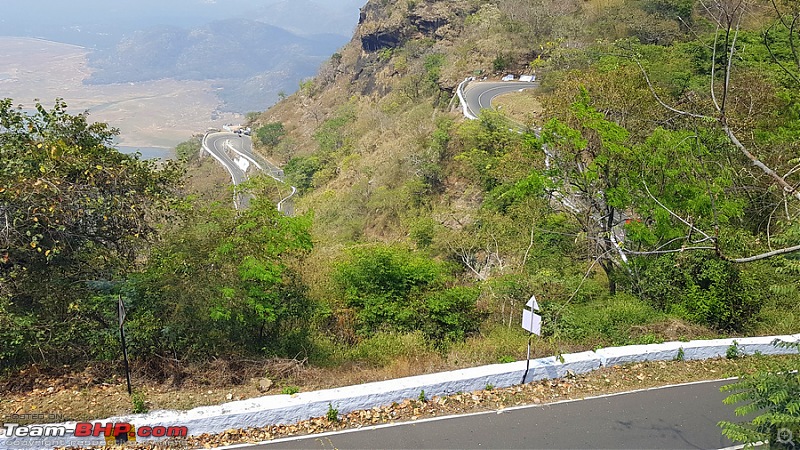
[635,0,800,262]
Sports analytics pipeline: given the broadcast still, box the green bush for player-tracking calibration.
[493,53,512,72]
[333,245,481,344]
[333,245,445,335]
[423,287,483,343]
[314,104,356,154]
[408,217,438,248]
[284,155,323,192]
[256,122,286,147]
[548,293,663,345]
[629,253,763,331]
[0,300,35,373]
[423,53,445,84]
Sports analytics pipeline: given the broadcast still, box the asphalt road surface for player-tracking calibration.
[204,132,248,185]
[462,81,539,117]
[244,380,739,449]
[203,131,296,212]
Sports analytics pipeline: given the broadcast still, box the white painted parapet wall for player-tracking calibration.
[457,77,478,120]
[2,335,798,449]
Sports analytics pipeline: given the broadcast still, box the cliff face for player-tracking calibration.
[357,0,474,53]
[252,0,525,241]
[323,0,482,95]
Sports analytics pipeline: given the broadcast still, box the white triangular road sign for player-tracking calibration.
[522,310,542,335]
[526,295,540,311]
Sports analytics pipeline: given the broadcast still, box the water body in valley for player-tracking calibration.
[116,146,174,160]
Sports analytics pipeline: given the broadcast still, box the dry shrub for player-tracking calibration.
[0,361,119,394]
[133,356,186,386]
[629,319,714,343]
[127,356,309,389]
[262,357,308,381]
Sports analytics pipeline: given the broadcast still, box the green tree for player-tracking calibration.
[534,91,640,294]
[284,155,323,193]
[0,98,182,370]
[175,135,202,161]
[719,340,800,449]
[128,196,314,361]
[256,122,287,148]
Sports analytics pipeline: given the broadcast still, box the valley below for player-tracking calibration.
[0,36,243,151]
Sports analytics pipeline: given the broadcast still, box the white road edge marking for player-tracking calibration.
[225,141,265,172]
[215,377,738,449]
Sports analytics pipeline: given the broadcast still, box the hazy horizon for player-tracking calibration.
[0,0,365,47]
[0,0,365,152]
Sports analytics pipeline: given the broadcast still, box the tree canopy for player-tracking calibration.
[0,99,182,368]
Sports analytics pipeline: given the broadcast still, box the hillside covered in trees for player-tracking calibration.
[2,0,799,411]
[254,0,800,358]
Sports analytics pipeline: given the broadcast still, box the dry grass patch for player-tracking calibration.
[492,90,544,127]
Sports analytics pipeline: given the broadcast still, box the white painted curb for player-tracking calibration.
[2,335,797,449]
[457,77,478,120]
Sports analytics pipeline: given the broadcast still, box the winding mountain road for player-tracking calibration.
[202,131,295,213]
[204,132,248,185]
[462,80,539,118]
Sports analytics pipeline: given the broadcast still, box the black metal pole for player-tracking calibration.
[521,333,533,384]
[120,324,132,396]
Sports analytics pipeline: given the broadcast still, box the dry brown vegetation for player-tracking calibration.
[492,90,545,126]
[180,156,235,204]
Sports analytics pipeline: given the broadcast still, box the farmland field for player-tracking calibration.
[0,37,243,149]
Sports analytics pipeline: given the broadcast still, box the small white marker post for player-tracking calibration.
[521,295,542,383]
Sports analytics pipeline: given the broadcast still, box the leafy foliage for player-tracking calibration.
[175,135,202,161]
[424,286,483,343]
[719,340,800,448]
[546,293,664,345]
[0,98,182,370]
[284,155,323,193]
[127,196,314,360]
[256,122,287,148]
[333,245,482,344]
[629,253,763,331]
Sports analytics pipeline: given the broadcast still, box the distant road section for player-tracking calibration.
[249,380,738,449]
[462,81,539,117]
[203,132,247,185]
[202,131,295,213]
